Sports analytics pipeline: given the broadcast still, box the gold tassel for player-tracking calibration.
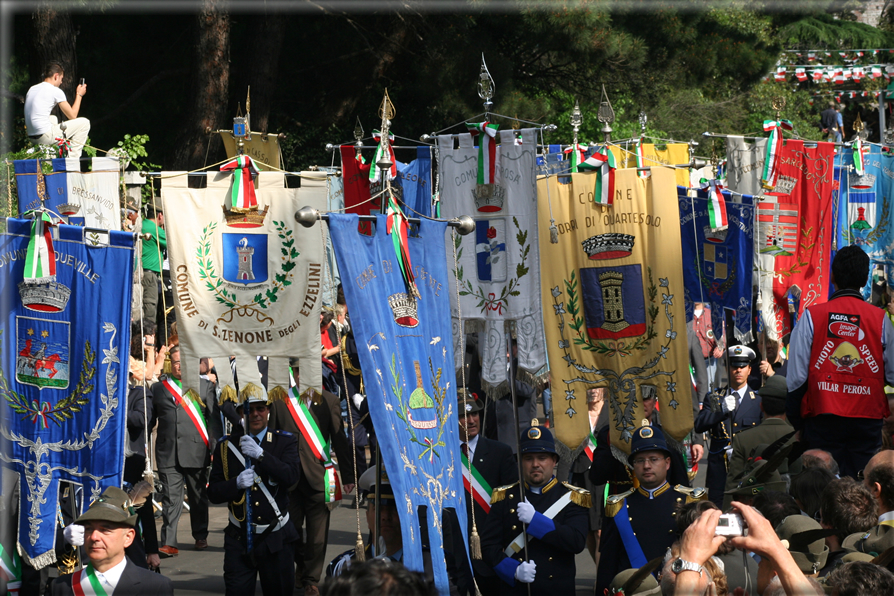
[490,482,518,504]
[220,385,238,403]
[354,533,366,562]
[267,385,287,404]
[162,353,172,375]
[470,523,482,560]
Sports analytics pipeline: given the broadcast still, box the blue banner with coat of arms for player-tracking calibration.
[678,188,755,343]
[0,218,133,567]
[328,214,468,596]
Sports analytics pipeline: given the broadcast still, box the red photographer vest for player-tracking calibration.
[805,296,888,419]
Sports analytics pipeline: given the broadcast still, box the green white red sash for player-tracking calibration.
[162,378,209,449]
[461,451,493,513]
[221,155,260,210]
[287,385,342,503]
[635,137,649,178]
[0,543,21,595]
[760,119,793,190]
[386,192,418,297]
[699,178,728,231]
[72,564,108,596]
[369,130,397,182]
[583,430,598,462]
[466,122,499,184]
[579,147,616,206]
[564,143,585,173]
[853,138,868,176]
[23,211,56,283]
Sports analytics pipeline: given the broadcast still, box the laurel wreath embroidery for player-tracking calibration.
[864,195,890,245]
[390,353,451,462]
[454,216,530,314]
[0,330,95,426]
[696,256,738,299]
[563,267,658,357]
[196,220,298,325]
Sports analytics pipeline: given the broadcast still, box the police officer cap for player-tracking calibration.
[519,426,557,456]
[75,486,138,527]
[237,382,269,407]
[627,425,671,465]
[457,388,484,414]
[358,466,394,500]
[775,515,831,574]
[606,566,661,595]
[728,345,756,367]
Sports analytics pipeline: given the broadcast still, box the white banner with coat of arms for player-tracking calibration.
[162,171,326,401]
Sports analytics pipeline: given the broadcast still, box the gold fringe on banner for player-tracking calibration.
[267,386,288,405]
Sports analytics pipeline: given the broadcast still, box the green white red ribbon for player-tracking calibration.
[466,122,499,184]
[221,155,260,210]
[579,147,617,206]
[23,211,56,283]
[564,143,586,173]
[72,564,108,596]
[54,137,71,158]
[461,451,493,513]
[286,384,341,503]
[699,178,729,231]
[162,378,209,449]
[369,130,397,182]
[583,430,598,462]
[635,137,649,178]
[853,138,868,176]
[386,192,419,297]
[761,119,793,190]
[0,542,21,595]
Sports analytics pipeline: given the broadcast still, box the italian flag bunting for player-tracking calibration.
[461,452,493,513]
[72,565,108,596]
[853,138,868,176]
[23,211,56,283]
[583,430,598,462]
[466,122,499,184]
[162,378,209,449]
[578,147,617,206]
[761,119,793,190]
[0,543,21,595]
[220,155,260,211]
[385,192,419,297]
[699,178,729,231]
[287,385,342,503]
[369,130,397,183]
[635,137,649,178]
[564,143,586,173]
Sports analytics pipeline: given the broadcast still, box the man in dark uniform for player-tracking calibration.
[456,389,517,594]
[694,345,762,506]
[596,426,707,594]
[481,425,589,595]
[207,383,302,595]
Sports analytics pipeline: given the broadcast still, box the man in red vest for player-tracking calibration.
[787,245,894,478]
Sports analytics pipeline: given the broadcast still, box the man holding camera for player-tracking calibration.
[24,61,90,159]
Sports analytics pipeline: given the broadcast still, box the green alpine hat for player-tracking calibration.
[775,515,832,574]
[75,486,138,527]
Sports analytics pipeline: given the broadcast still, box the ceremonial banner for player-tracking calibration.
[161,171,326,401]
[755,141,836,339]
[322,171,344,306]
[397,146,433,218]
[329,214,468,596]
[220,133,283,171]
[340,145,375,220]
[15,158,122,230]
[436,128,545,395]
[537,168,692,453]
[725,137,769,198]
[678,189,755,342]
[0,219,132,566]
[640,143,691,187]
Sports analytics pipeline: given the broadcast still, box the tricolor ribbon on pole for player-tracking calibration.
[853,138,869,177]
[23,211,57,284]
[369,130,397,182]
[466,122,500,184]
[563,143,586,173]
[385,192,419,297]
[54,137,71,158]
[578,146,617,206]
[760,119,793,190]
[699,178,729,231]
[220,155,260,211]
[635,137,649,178]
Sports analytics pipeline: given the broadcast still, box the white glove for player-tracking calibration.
[236,468,257,489]
[515,560,536,583]
[64,523,84,547]
[352,393,365,410]
[722,394,737,414]
[517,498,535,524]
[240,435,264,460]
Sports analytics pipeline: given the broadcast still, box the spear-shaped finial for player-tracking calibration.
[377,89,395,173]
[570,99,582,145]
[478,53,495,114]
[597,84,615,144]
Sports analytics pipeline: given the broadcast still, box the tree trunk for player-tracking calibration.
[31,5,78,100]
[239,12,288,134]
[172,0,230,171]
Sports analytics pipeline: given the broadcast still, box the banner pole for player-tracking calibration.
[507,329,532,596]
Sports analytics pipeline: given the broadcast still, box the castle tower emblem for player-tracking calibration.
[236,237,255,281]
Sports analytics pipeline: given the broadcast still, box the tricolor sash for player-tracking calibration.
[761,119,793,190]
[23,211,56,283]
[699,177,729,231]
[0,543,21,595]
[578,147,616,205]
[220,155,260,211]
[503,491,573,556]
[614,499,648,568]
[466,122,499,184]
[161,378,209,449]
[286,385,342,503]
[461,452,493,514]
[71,565,109,596]
[583,431,598,462]
[635,137,649,179]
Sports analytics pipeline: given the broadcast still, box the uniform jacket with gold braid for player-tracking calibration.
[481,478,590,595]
[693,386,762,449]
[207,426,302,555]
[596,482,706,594]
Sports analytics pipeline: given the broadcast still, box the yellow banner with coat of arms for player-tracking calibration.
[537,167,692,454]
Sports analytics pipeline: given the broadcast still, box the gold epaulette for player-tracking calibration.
[220,385,238,404]
[490,482,519,504]
[605,489,634,518]
[674,485,709,504]
[561,482,592,509]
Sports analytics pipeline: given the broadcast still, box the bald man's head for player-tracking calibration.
[864,451,894,513]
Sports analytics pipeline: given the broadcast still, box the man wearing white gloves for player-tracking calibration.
[207,383,302,595]
[482,425,589,594]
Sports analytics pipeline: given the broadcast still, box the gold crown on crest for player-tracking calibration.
[388,292,419,328]
[223,204,269,228]
[772,175,797,196]
[472,184,505,213]
[18,280,71,313]
[581,233,635,260]
[57,203,80,216]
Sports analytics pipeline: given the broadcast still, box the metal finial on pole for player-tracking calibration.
[570,100,582,146]
[772,96,786,122]
[597,84,615,144]
[478,54,495,115]
[638,110,647,135]
[376,89,395,173]
[354,117,365,158]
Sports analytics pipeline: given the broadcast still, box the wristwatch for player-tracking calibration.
[671,558,704,576]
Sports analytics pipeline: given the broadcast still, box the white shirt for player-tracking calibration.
[641,481,669,500]
[24,82,66,135]
[734,385,749,406]
[879,510,894,524]
[93,556,127,592]
[463,434,480,461]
